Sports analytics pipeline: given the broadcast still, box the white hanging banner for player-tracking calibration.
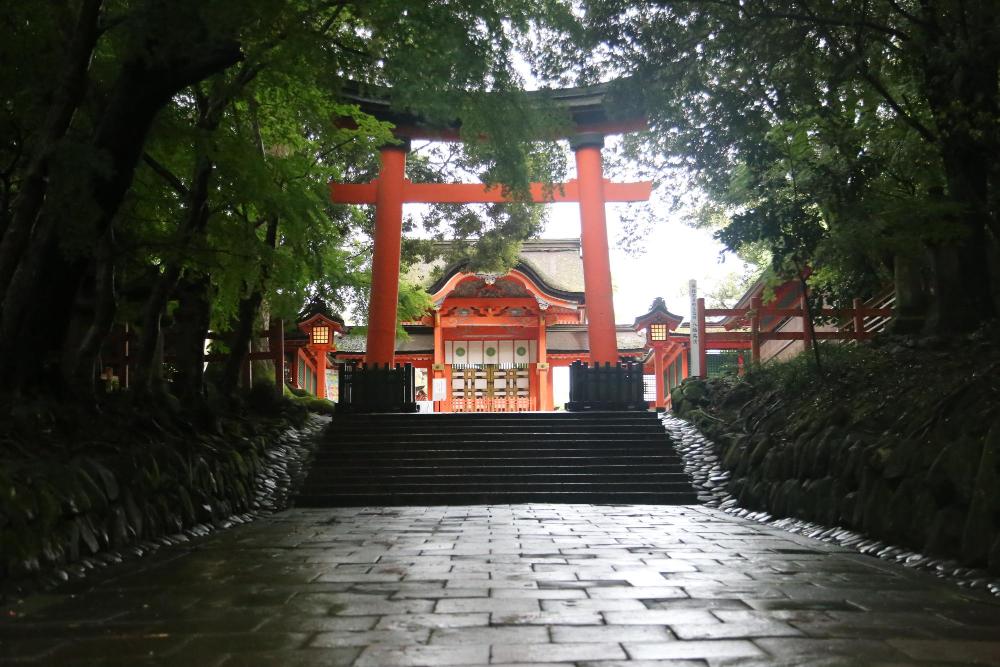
[432,377,447,399]
[689,279,701,377]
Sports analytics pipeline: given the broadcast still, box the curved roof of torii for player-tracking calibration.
[340,80,647,140]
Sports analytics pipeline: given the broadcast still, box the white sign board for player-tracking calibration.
[689,279,701,377]
[432,377,447,399]
[643,375,656,402]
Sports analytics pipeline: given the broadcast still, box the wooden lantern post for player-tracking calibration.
[297,311,344,399]
[633,298,685,410]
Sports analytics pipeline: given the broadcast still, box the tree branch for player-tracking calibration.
[142,152,189,196]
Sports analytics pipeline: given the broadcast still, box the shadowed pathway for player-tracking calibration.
[3,505,1000,666]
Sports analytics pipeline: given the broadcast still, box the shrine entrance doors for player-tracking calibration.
[451,364,530,412]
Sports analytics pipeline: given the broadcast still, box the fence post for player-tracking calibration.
[697,297,707,377]
[852,297,865,338]
[270,319,284,397]
[750,295,762,366]
[799,289,812,351]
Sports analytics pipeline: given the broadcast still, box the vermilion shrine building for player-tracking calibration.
[286,238,696,411]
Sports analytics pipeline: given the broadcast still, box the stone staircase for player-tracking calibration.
[294,411,697,506]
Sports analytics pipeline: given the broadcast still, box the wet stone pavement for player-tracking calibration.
[3,505,1000,667]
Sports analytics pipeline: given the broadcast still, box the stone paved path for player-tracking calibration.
[3,505,1000,666]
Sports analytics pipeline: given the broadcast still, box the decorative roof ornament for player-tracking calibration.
[476,272,500,285]
[535,297,551,311]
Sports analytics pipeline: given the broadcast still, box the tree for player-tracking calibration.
[542,0,999,334]
[0,0,576,400]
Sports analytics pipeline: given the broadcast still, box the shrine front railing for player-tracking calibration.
[336,362,418,413]
[565,360,647,411]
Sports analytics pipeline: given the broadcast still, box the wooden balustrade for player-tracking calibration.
[694,294,895,373]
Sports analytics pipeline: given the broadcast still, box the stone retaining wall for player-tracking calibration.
[671,376,1000,575]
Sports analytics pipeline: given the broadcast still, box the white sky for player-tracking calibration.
[540,200,739,324]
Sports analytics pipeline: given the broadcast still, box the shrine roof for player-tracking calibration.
[340,80,645,140]
[335,330,434,354]
[546,325,647,353]
[409,238,585,296]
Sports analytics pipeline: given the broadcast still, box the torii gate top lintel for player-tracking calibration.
[339,80,648,141]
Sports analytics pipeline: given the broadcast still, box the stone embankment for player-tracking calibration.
[669,335,1000,579]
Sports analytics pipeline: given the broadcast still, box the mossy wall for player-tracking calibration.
[0,390,312,593]
[672,335,1000,573]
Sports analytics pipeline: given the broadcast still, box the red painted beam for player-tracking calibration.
[330,179,652,205]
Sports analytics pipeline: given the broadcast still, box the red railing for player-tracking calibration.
[695,295,894,371]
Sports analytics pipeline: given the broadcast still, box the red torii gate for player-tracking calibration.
[330,84,651,368]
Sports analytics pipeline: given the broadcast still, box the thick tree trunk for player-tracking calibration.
[62,230,118,397]
[889,250,931,335]
[0,35,241,393]
[220,290,265,395]
[0,0,103,299]
[170,273,214,403]
[219,214,279,395]
[924,154,997,334]
[917,4,999,334]
[133,153,214,393]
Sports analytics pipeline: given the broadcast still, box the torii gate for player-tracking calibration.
[331,83,651,368]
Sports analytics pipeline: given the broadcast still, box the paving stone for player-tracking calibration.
[8,504,1000,666]
[541,598,649,612]
[375,613,490,631]
[219,648,361,666]
[603,609,719,625]
[435,598,541,614]
[355,644,489,666]
[551,624,673,642]
[491,610,604,625]
[624,639,765,660]
[586,586,687,600]
[429,625,549,645]
[670,620,803,639]
[492,642,628,663]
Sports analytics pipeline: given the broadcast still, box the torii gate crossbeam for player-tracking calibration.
[332,138,652,368]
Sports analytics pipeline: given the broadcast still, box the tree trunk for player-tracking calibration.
[0,33,242,393]
[220,290,264,395]
[0,0,103,299]
[170,273,214,403]
[924,153,997,334]
[889,250,931,335]
[133,151,215,393]
[219,214,279,395]
[62,229,118,397]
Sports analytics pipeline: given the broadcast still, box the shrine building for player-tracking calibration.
[286,239,694,412]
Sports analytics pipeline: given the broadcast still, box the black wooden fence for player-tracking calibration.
[336,362,418,413]
[565,360,647,411]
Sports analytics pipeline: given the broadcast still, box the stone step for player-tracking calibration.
[316,443,668,453]
[294,411,695,507]
[305,471,691,483]
[294,491,699,506]
[309,455,685,466]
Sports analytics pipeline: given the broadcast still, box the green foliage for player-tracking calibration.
[533,1,999,320]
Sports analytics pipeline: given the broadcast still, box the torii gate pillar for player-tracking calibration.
[572,133,619,365]
[367,143,409,366]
